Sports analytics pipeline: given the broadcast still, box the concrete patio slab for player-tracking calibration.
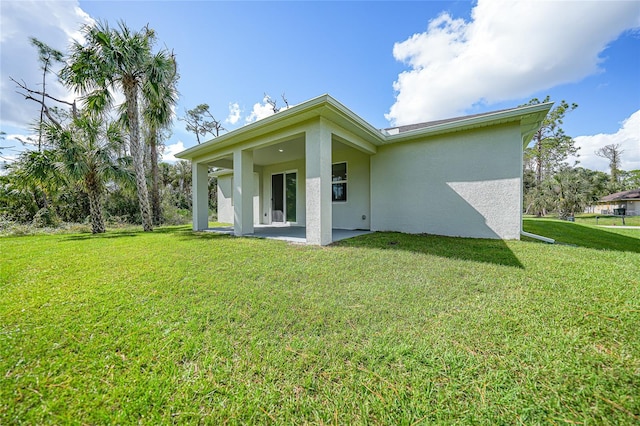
[204,224,371,244]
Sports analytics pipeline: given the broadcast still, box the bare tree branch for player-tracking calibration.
[11,77,76,110]
[264,93,279,113]
[11,77,77,126]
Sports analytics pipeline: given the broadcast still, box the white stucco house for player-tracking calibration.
[176,94,552,245]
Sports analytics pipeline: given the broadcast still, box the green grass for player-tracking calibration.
[1,221,639,424]
[523,217,640,252]
[575,214,640,227]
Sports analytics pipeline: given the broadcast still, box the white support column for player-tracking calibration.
[305,119,332,245]
[192,162,209,230]
[233,149,254,236]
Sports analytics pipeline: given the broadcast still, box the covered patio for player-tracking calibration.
[179,95,380,246]
[205,224,372,244]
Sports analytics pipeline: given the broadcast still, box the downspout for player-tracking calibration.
[520,135,554,244]
[520,230,555,244]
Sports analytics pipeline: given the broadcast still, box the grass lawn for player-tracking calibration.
[1,220,639,424]
[522,214,640,228]
[575,214,640,227]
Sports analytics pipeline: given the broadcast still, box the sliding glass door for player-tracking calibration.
[271,171,296,223]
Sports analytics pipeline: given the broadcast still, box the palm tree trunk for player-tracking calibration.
[149,130,161,225]
[124,82,153,232]
[87,178,105,234]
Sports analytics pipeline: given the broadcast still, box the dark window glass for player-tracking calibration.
[332,162,347,182]
[286,172,296,222]
[332,162,347,202]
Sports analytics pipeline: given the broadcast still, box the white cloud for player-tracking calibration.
[386,0,640,125]
[245,96,278,124]
[570,110,640,173]
[244,96,294,124]
[0,132,37,173]
[225,102,241,125]
[5,132,38,144]
[161,141,186,163]
[0,1,94,131]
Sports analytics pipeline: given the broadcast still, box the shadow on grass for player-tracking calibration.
[59,225,194,241]
[172,229,235,241]
[148,225,192,234]
[523,218,640,253]
[61,232,140,241]
[334,231,524,268]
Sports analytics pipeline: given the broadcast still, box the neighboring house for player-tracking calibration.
[176,94,551,245]
[594,189,640,216]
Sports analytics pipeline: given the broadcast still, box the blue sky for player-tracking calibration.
[1,1,639,171]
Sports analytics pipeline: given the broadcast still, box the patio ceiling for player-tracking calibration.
[208,138,356,170]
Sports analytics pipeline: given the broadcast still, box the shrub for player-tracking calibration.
[32,208,60,228]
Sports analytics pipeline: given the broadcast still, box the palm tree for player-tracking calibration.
[142,51,179,225]
[62,21,175,231]
[45,115,132,234]
[9,149,62,212]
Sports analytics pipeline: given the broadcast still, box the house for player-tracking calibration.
[176,94,552,245]
[594,189,640,216]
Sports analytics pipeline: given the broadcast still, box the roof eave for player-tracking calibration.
[175,94,385,160]
[383,102,554,147]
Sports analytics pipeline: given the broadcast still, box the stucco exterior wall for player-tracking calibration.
[217,175,233,224]
[332,145,371,229]
[371,123,523,239]
[216,173,261,225]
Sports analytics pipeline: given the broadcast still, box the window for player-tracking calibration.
[285,172,297,222]
[332,162,347,202]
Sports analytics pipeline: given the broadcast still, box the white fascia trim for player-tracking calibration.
[322,96,387,144]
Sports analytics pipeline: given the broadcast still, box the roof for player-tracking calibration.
[598,188,640,202]
[384,107,519,133]
[176,94,552,160]
[382,104,551,147]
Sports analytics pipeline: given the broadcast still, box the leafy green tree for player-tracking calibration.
[142,52,179,225]
[62,21,176,232]
[522,96,579,216]
[0,152,58,224]
[8,149,63,212]
[546,168,590,219]
[44,114,133,233]
[621,169,640,190]
[576,167,611,211]
[167,160,192,209]
[182,104,224,144]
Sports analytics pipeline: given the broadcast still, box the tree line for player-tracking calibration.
[523,97,639,219]
[1,21,216,233]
